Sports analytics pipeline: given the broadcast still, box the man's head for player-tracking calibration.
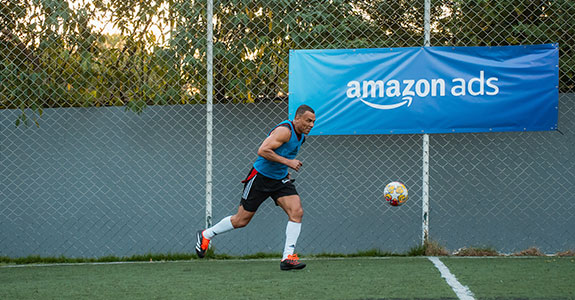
[293,105,316,135]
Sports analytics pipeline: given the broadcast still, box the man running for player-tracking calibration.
[196,104,316,270]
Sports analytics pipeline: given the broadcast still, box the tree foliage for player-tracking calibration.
[1,0,573,123]
[440,0,574,92]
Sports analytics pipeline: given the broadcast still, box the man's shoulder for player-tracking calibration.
[277,123,292,130]
[271,123,292,134]
[270,125,292,142]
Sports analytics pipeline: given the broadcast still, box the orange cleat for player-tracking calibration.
[195,230,210,258]
[280,254,306,270]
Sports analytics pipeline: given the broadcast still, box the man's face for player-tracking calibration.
[294,111,316,135]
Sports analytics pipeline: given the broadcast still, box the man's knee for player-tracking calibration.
[289,207,304,222]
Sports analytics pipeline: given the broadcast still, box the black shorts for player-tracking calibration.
[240,168,298,212]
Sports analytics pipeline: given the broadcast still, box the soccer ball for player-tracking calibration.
[384,181,408,206]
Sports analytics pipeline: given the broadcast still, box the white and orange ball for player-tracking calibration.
[384,181,408,206]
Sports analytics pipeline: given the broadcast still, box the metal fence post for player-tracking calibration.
[205,0,214,229]
[422,0,431,246]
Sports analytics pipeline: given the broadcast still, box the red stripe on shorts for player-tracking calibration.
[241,168,258,183]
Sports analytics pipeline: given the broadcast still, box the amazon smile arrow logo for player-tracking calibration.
[359,96,412,110]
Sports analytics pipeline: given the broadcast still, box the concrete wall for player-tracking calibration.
[1,95,574,257]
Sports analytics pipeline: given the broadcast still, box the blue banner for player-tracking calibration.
[288,44,559,135]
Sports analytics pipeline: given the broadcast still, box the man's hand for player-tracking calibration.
[287,159,303,172]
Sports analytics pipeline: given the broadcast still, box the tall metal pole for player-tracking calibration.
[422,0,431,246]
[424,0,431,47]
[205,0,214,229]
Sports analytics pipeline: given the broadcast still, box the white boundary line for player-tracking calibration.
[0,261,157,268]
[0,256,397,268]
[1,256,548,269]
[428,257,475,300]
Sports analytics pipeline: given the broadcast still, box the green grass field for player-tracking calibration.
[442,257,575,299]
[1,257,574,299]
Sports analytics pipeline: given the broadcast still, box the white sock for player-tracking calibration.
[282,221,302,260]
[203,216,234,239]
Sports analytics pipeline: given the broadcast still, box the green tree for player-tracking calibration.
[1,0,572,126]
[438,0,573,92]
[0,0,196,124]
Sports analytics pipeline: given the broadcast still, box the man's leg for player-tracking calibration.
[277,195,306,270]
[196,206,255,258]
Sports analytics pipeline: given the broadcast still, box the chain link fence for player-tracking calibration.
[1,0,574,257]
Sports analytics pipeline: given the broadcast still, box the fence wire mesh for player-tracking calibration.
[1,0,574,257]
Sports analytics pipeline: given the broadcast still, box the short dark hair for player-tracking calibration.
[295,104,315,117]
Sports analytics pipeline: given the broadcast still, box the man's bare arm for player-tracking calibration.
[257,126,303,171]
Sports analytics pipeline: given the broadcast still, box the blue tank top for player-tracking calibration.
[253,120,305,180]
